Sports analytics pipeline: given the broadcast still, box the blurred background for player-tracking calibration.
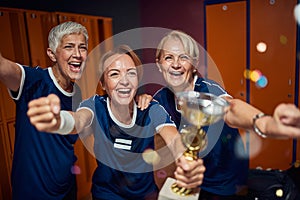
[0,0,299,199]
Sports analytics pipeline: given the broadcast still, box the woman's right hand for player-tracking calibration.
[27,94,61,132]
[174,156,205,189]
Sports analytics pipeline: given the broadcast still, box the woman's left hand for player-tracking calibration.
[136,93,153,110]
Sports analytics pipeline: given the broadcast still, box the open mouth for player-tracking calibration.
[116,88,132,95]
[169,71,184,76]
[69,62,81,72]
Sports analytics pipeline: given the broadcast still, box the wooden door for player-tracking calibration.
[249,0,297,169]
[205,1,247,100]
[0,8,29,199]
[205,1,249,161]
[25,10,57,68]
[205,0,298,170]
[0,8,30,64]
[0,86,13,200]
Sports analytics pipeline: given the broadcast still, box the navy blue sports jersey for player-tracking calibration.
[79,95,175,200]
[10,65,81,200]
[154,77,249,196]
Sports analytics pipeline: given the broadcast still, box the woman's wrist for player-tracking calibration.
[52,111,75,135]
[252,113,271,138]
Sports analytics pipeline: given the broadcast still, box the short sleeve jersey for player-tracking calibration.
[10,65,81,200]
[79,94,175,200]
[154,77,249,196]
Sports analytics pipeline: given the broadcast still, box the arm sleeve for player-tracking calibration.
[148,103,176,132]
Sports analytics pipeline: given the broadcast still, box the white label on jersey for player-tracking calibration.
[114,138,132,150]
[115,138,132,145]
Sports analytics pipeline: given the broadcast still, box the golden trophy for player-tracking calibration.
[158,91,229,200]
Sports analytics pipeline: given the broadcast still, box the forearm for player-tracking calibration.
[224,98,300,138]
[0,53,22,91]
[72,108,93,133]
[224,98,262,130]
[159,126,186,159]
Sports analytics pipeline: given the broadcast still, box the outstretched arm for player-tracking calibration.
[0,53,22,91]
[224,98,262,131]
[224,98,300,138]
[27,94,93,134]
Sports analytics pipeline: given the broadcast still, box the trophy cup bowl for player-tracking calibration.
[170,91,229,197]
[177,91,229,128]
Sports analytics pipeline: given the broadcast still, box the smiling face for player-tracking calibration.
[157,38,195,93]
[102,53,139,107]
[48,33,88,84]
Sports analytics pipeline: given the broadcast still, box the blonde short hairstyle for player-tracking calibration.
[156,30,199,65]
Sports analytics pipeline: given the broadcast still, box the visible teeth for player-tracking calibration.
[70,62,81,66]
[117,89,131,93]
[170,71,182,76]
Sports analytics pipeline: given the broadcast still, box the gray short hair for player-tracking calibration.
[48,21,89,52]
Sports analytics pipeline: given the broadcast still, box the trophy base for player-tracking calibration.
[158,177,200,200]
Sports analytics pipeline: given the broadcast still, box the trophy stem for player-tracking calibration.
[183,150,198,161]
[159,91,228,199]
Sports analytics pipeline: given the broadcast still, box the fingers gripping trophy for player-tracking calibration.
[158,91,229,200]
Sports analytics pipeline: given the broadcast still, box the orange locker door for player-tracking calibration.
[205,1,249,163]
[249,0,297,169]
[206,1,247,100]
[0,104,12,200]
[0,8,29,64]
[56,12,97,51]
[25,11,57,68]
[0,8,29,199]
[0,123,11,200]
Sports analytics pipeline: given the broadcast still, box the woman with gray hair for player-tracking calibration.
[0,21,88,199]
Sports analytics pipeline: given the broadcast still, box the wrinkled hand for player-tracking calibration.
[274,103,300,128]
[174,156,205,189]
[136,93,153,110]
[269,103,300,138]
[27,94,61,132]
